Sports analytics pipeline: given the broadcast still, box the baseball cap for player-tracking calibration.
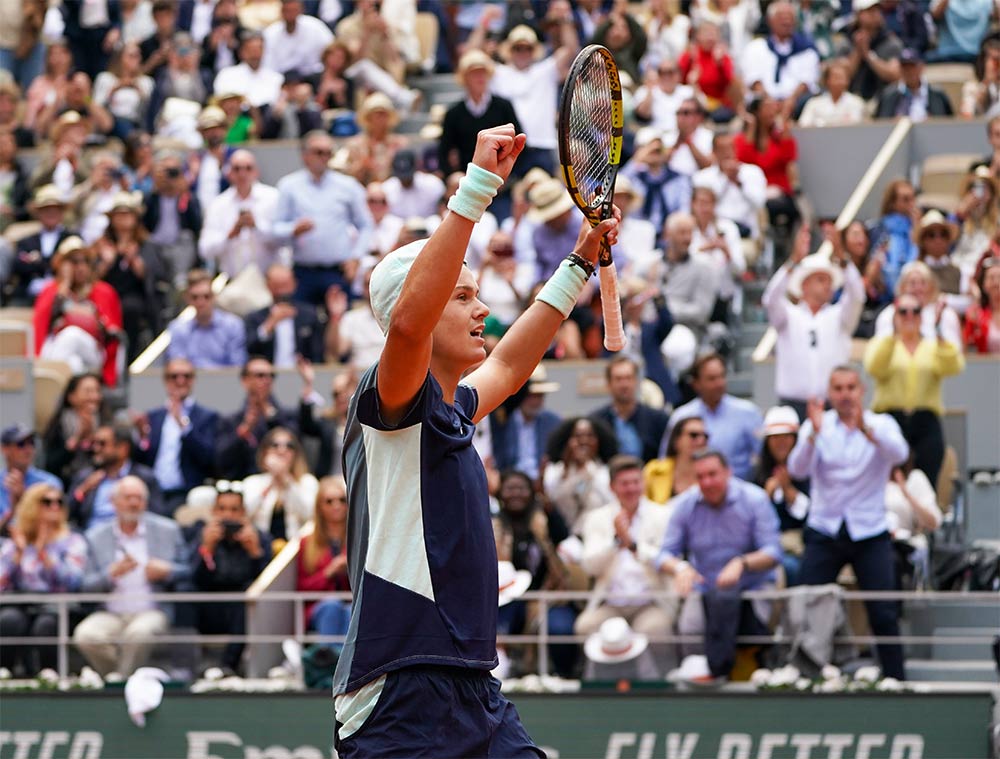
[1,423,34,445]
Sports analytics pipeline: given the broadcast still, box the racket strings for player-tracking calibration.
[567,52,614,209]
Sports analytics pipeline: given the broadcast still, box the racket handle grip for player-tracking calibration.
[599,261,626,352]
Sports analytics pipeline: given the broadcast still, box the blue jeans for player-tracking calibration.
[0,44,45,89]
[293,263,353,307]
[309,599,351,653]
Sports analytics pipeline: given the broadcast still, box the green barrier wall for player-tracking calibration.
[0,691,993,759]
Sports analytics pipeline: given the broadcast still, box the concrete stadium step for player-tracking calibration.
[908,600,1000,631]
[728,371,753,399]
[931,627,998,661]
[737,321,769,348]
[906,659,998,683]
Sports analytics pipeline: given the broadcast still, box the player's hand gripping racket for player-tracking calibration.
[557,44,626,352]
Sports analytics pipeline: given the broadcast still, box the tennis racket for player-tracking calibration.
[557,44,625,352]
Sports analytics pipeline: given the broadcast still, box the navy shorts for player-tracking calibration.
[334,665,546,759]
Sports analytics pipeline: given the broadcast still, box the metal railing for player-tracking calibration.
[1,588,997,680]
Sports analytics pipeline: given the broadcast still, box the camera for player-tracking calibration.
[222,520,242,539]
[165,166,182,179]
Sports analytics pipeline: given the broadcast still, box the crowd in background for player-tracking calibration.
[1,0,999,683]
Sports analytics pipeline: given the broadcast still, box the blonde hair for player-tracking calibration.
[302,476,347,573]
[14,483,68,545]
[897,260,941,303]
[958,171,999,238]
[255,427,309,480]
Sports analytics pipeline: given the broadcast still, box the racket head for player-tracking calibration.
[557,44,624,250]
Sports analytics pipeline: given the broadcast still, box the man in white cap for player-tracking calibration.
[332,124,619,758]
[762,227,864,420]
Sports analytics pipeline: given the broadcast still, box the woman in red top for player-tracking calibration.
[735,93,800,259]
[678,20,741,122]
[33,237,123,386]
[963,257,1000,354]
[296,476,350,650]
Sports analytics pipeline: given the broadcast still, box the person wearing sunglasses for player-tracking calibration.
[864,293,965,487]
[165,268,247,369]
[242,427,317,549]
[963,257,1000,354]
[0,483,87,676]
[0,424,61,535]
[643,416,709,505]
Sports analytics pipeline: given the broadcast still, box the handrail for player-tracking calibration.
[752,117,914,364]
[128,272,229,374]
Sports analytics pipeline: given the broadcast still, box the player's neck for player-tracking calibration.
[429,360,462,406]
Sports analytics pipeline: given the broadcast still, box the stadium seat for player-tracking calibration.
[918,153,981,212]
[0,321,30,357]
[923,63,974,114]
[413,12,439,74]
[33,362,72,432]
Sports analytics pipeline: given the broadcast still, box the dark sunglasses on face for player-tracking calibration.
[10,437,35,448]
[166,372,194,381]
[923,229,949,239]
[245,371,276,379]
[267,440,296,450]
[897,307,921,316]
[41,496,64,507]
[686,430,709,440]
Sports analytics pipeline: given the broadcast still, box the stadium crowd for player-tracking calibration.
[1,0,999,684]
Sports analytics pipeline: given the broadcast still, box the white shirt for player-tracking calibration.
[762,262,865,402]
[196,151,224,218]
[242,472,318,540]
[339,305,385,372]
[491,57,560,150]
[885,469,941,536]
[600,499,661,607]
[108,521,155,615]
[477,262,535,325]
[788,410,909,541]
[261,15,334,76]
[741,37,820,101]
[874,302,962,348]
[371,213,404,256]
[198,183,281,277]
[634,83,695,134]
[691,217,745,300]
[213,62,284,107]
[80,187,116,243]
[189,0,216,44]
[612,215,657,275]
[798,91,867,128]
[382,173,445,219]
[153,399,193,491]
[692,163,768,236]
[669,125,714,176]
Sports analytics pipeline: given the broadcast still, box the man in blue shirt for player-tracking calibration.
[0,424,61,531]
[591,356,669,463]
[662,353,763,479]
[788,365,909,680]
[334,125,620,758]
[165,269,247,368]
[273,130,373,306]
[657,450,781,679]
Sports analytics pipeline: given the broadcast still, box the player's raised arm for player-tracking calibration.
[374,126,525,424]
[466,210,619,424]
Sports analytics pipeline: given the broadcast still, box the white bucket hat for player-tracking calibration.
[787,254,843,299]
[498,561,532,607]
[666,654,713,683]
[761,405,800,437]
[368,238,428,334]
[584,617,649,664]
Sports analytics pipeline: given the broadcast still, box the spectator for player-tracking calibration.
[797,0,840,61]
[74,475,190,677]
[881,0,934,55]
[762,228,864,419]
[259,71,323,140]
[692,132,767,239]
[951,167,998,288]
[325,267,385,372]
[866,178,919,297]
[273,130,372,307]
[199,2,243,79]
[634,58,696,135]
[691,0,761,66]
[261,0,333,77]
[29,111,92,195]
[42,373,104,489]
[664,353,763,481]
[190,480,271,673]
[0,0,45,90]
[576,455,677,675]
[484,19,578,175]
[362,182,404,258]
[68,423,164,530]
[143,150,203,284]
[213,31,283,109]
[493,470,576,677]
[298,368,359,478]
[34,237,123,385]
[591,9,648,83]
[668,98,715,177]
[134,358,219,512]
[0,483,87,676]
[656,450,781,679]
[798,58,867,127]
[528,177,586,282]
[490,365,562,481]
[340,92,408,186]
[610,175,658,274]
[297,476,351,650]
[592,356,669,463]
[245,264,324,367]
[787,366,909,680]
[438,50,520,178]
[93,191,166,362]
[124,131,156,195]
[963,257,1000,353]
[165,269,247,368]
[140,0,179,78]
[216,356,300,480]
[313,40,355,111]
[76,151,129,244]
[735,94,799,256]
[382,150,445,220]
[643,416,708,505]
[23,41,74,133]
[875,49,954,120]
[241,427,318,546]
[620,132,692,243]
[198,149,279,278]
[916,210,966,315]
[874,261,963,346]
[93,41,154,139]
[690,183,745,326]
[0,79,32,152]
[928,0,995,64]
[740,1,820,113]
[885,462,941,586]
[646,212,717,342]
[752,406,809,586]
[148,32,208,127]
[679,20,740,123]
[841,0,903,102]
[864,292,965,485]
[0,128,30,231]
[640,0,691,64]
[9,185,75,304]
[334,0,407,84]
[0,424,61,535]
[62,0,122,81]
[191,105,238,215]
[121,0,155,43]
[961,38,1000,118]
[475,230,534,329]
[543,416,617,532]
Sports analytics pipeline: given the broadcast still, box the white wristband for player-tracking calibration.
[535,259,588,318]
[446,163,504,222]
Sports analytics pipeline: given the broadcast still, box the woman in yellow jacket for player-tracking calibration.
[863,293,965,487]
[642,416,708,504]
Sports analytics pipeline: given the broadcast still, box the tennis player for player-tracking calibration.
[331,125,619,758]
